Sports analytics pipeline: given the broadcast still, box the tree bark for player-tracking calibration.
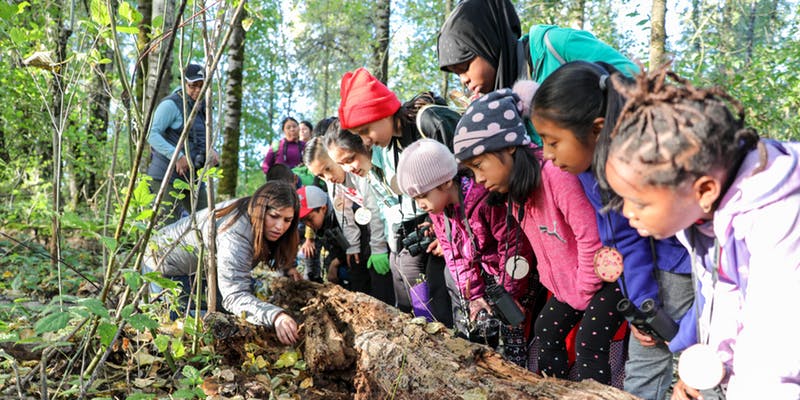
[218,9,247,197]
[569,0,586,30]
[82,45,114,205]
[649,0,667,69]
[370,0,390,84]
[144,0,176,113]
[441,0,454,99]
[136,0,152,110]
[743,0,758,65]
[207,280,641,400]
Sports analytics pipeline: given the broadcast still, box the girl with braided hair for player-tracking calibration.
[603,66,800,400]
[454,81,625,385]
[531,60,697,399]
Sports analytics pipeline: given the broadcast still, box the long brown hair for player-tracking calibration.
[215,181,300,269]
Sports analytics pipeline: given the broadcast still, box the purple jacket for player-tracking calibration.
[262,138,305,174]
[518,159,603,310]
[431,178,534,301]
[679,140,800,399]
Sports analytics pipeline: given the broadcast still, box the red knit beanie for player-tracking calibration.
[338,67,401,130]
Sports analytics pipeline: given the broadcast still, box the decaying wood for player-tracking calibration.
[206,279,641,400]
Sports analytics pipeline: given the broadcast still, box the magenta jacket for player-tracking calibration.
[261,138,305,174]
[516,159,603,310]
[431,178,534,301]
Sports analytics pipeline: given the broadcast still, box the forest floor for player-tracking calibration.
[0,230,640,399]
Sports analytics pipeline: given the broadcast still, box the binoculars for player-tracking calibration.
[467,309,501,344]
[402,225,434,257]
[617,298,678,342]
[485,283,525,327]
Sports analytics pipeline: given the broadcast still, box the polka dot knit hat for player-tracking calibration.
[453,81,538,162]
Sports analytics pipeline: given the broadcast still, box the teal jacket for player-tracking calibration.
[524,25,639,83]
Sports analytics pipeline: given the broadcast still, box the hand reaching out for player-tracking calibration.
[273,312,299,345]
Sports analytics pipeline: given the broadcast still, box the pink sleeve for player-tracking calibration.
[431,214,484,300]
[543,161,602,300]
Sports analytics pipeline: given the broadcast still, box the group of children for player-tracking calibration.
[145,0,800,399]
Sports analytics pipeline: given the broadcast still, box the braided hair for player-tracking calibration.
[601,65,763,210]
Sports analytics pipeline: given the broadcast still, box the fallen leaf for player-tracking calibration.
[299,377,313,389]
[133,377,154,388]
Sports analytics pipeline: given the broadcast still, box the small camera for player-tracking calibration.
[617,298,678,342]
[485,283,525,327]
[467,309,501,344]
[192,153,205,169]
[402,225,434,257]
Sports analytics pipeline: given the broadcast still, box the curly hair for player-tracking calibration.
[602,65,763,209]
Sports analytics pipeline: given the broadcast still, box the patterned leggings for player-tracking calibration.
[534,282,624,384]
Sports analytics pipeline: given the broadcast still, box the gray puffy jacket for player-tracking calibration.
[144,200,285,327]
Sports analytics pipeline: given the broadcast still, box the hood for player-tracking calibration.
[715,139,800,242]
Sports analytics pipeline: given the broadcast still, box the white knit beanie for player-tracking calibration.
[396,139,458,198]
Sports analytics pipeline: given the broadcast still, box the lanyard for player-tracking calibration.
[689,228,720,345]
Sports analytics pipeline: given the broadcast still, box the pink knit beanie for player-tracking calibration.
[396,139,458,198]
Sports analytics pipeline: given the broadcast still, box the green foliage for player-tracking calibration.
[173,365,208,399]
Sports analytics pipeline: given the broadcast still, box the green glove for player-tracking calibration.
[367,253,391,275]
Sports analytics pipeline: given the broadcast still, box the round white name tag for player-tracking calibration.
[505,256,530,280]
[678,344,725,390]
[354,207,372,225]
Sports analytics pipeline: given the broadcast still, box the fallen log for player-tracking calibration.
[206,279,641,400]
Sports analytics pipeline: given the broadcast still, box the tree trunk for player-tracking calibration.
[49,1,72,274]
[84,45,114,204]
[441,0,454,99]
[649,0,667,69]
[743,0,758,65]
[136,0,152,110]
[145,0,176,113]
[370,0,390,84]
[0,126,8,163]
[569,0,586,30]
[207,280,641,400]
[218,9,247,197]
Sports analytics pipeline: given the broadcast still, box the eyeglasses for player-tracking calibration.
[186,81,203,89]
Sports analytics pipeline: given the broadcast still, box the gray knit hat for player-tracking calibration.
[396,139,458,198]
[453,82,538,161]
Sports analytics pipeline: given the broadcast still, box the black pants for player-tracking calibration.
[534,282,624,384]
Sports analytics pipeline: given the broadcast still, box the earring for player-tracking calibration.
[700,203,711,213]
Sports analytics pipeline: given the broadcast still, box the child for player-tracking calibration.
[262,117,305,176]
[299,120,314,142]
[531,60,696,398]
[603,67,800,400]
[454,83,625,384]
[303,135,394,305]
[396,138,539,367]
[437,0,637,96]
[338,67,459,326]
[145,181,301,344]
[297,185,356,289]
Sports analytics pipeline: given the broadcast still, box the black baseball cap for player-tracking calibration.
[184,64,205,83]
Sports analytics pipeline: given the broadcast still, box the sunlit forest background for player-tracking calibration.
[0,0,798,397]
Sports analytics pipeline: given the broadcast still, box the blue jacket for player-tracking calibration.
[146,89,207,182]
[578,172,695,351]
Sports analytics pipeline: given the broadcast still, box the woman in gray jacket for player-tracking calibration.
[146,181,301,345]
